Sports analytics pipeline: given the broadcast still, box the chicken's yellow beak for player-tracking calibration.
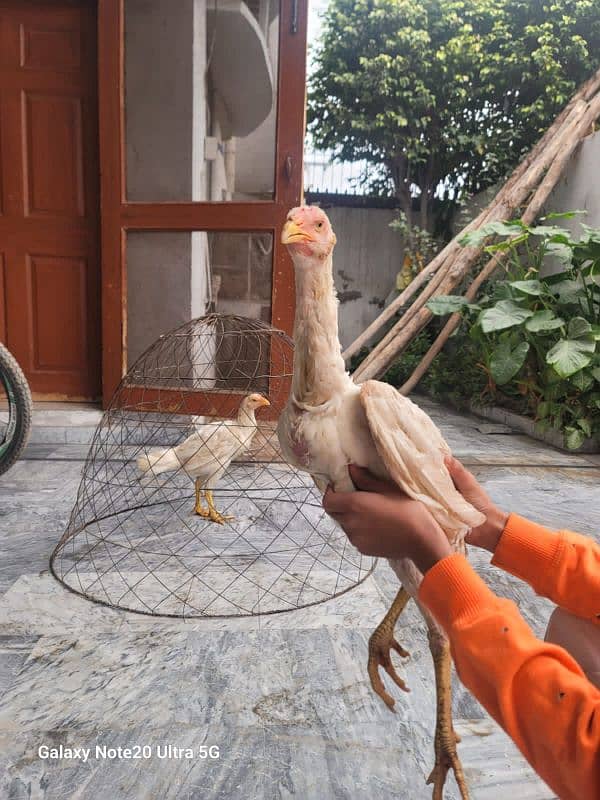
[281,219,314,245]
[257,397,271,408]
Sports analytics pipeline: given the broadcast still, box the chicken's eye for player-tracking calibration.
[316,222,323,229]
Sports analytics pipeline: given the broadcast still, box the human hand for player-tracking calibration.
[444,455,509,554]
[323,465,452,574]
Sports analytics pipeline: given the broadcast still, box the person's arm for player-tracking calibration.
[445,457,600,625]
[419,553,600,800]
[492,513,600,625]
[323,464,600,800]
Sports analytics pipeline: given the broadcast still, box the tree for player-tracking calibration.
[308,0,600,234]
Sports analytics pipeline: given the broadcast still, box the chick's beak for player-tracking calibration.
[281,219,314,245]
[257,397,270,408]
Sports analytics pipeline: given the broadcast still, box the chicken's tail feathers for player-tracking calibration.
[136,447,179,476]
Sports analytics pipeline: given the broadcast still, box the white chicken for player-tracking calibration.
[137,393,270,523]
[277,206,485,800]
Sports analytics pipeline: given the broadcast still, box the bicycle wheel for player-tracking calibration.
[0,343,33,476]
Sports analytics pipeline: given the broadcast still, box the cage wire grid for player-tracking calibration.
[50,314,375,618]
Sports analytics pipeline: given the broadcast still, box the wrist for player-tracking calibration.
[480,506,509,553]
[411,529,452,574]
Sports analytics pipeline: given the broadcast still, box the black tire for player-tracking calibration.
[0,342,33,476]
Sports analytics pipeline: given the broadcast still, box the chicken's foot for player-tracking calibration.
[205,489,234,525]
[368,586,411,710]
[426,627,469,800]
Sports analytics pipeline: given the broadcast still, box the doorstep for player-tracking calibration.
[0,401,103,445]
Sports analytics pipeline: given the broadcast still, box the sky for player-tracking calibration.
[307,0,328,71]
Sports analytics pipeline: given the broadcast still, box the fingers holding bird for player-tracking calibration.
[323,465,452,573]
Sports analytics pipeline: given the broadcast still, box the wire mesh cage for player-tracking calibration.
[51,314,375,618]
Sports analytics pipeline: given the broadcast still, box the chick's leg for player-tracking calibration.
[368,586,411,710]
[194,479,210,518]
[425,621,469,800]
[205,489,234,525]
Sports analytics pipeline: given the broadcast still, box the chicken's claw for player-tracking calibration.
[426,728,468,800]
[208,510,235,525]
[367,627,410,710]
[426,630,470,799]
[367,586,411,710]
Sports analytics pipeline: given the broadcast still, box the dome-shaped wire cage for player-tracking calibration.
[51,314,375,618]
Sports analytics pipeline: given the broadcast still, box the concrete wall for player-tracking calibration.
[324,207,405,349]
[546,129,600,232]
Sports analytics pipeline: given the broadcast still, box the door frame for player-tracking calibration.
[97,0,307,407]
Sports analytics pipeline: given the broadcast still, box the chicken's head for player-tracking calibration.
[281,206,336,263]
[242,393,271,412]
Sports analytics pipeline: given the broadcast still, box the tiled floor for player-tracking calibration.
[1,399,596,799]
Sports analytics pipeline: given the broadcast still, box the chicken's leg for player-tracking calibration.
[194,479,211,518]
[205,489,234,525]
[426,623,469,800]
[368,586,411,709]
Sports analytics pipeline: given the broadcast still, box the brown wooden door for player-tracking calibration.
[0,0,100,399]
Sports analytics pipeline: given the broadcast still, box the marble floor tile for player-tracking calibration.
[0,399,594,799]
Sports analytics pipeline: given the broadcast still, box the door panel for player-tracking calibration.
[29,253,87,370]
[0,0,100,398]
[24,92,85,218]
[21,22,83,71]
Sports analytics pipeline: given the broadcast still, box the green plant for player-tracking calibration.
[389,212,443,289]
[428,214,600,448]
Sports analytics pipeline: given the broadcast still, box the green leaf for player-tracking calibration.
[459,221,524,248]
[545,242,573,265]
[568,317,593,338]
[528,225,570,238]
[525,310,564,333]
[543,210,586,220]
[592,367,600,383]
[569,370,594,392]
[485,220,526,236]
[427,296,471,315]
[490,340,530,385]
[577,417,592,437]
[564,426,586,450]
[552,279,586,304]
[546,338,595,378]
[479,300,534,333]
[509,279,544,296]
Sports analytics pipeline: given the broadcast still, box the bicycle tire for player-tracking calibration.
[0,342,33,476]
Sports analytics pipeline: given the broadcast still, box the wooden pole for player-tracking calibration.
[398,90,600,394]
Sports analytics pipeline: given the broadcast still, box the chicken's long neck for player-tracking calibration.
[292,253,350,407]
[237,407,257,428]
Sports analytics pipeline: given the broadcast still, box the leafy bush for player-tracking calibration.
[427,213,600,449]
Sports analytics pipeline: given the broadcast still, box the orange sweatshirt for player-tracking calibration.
[419,513,600,800]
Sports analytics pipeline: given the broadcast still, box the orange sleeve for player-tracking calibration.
[491,513,600,625]
[419,554,600,800]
